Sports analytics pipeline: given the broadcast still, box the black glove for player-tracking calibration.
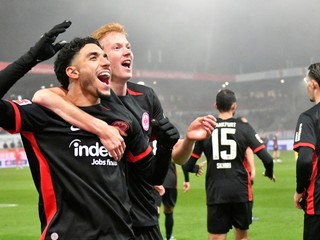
[152,118,180,150]
[0,20,71,98]
[28,20,72,62]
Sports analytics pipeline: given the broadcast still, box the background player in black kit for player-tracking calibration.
[293,63,320,240]
[184,89,275,240]
[31,22,216,240]
[0,32,179,239]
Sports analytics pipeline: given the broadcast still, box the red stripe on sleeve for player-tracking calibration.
[127,145,153,163]
[191,153,201,159]
[252,145,265,154]
[293,142,315,151]
[5,101,22,133]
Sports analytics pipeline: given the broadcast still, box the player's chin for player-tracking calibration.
[97,88,111,99]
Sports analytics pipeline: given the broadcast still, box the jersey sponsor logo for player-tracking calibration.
[111,121,129,132]
[91,159,118,166]
[141,112,150,131]
[69,139,117,166]
[295,123,303,142]
[12,99,32,106]
[70,125,80,131]
[216,162,231,169]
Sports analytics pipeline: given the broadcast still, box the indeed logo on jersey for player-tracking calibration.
[69,139,117,166]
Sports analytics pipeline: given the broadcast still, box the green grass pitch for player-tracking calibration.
[0,151,303,239]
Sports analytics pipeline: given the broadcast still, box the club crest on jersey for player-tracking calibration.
[112,121,130,132]
[12,99,32,105]
[141,112,150,131]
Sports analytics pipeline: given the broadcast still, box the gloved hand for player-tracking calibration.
[0,20,71,98]
[152,118,180,150]
[29,20,72,62]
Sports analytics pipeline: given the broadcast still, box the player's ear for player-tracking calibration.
[214,102,218,109]
[66,66,79,79]
[231,102,237,111]
[312,79,320,89]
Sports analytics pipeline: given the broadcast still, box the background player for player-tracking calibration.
[184,89,275,240]
[293,63,320,240]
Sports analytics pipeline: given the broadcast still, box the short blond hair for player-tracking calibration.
[91,23,127,40]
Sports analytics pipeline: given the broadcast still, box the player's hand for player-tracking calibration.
[183,182,190,192]
[196,160,207,176]
[294,191,306,210]
[262,171,276,182]
[29,20,72,62]
[152,118,180,150]
[98,124,126,161]
[154,185,165,196]
[186,115,216,141]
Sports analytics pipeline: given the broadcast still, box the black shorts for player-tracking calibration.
[162,188,177,209]
[207,202,252,234]
[133,224,163,240]
[304,214,320,240]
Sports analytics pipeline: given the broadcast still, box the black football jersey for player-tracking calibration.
[189,117,266,204]
[294,104,320,215]
[107,82,166,227]
[0,96,156,240]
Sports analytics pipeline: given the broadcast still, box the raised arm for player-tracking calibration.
[172,115,216,165]
[0,20,71,98]
[32,87,126,161]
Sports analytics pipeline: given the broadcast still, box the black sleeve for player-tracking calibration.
[182,165,190,182]
[0,100,49,132]
[0,52,38,98]
[255,148,274,178]
[296,146,313,193]
[128,146,172,185]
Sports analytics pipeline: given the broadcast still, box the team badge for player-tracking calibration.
[112,121,130,132]
[12,99,32,106]
[141,112,150,131]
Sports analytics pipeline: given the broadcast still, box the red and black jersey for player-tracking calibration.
[186,117,267,205]
[0,96,156,240]
[109,82,166,227]
[293,104,320,215]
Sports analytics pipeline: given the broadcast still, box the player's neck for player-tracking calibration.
[218,111,234,120]
[110,79,127,96]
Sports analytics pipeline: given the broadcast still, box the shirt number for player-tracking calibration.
[211,128,237,160]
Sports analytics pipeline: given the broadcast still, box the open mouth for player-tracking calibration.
[97,71,111,84]
[121,60,131,69]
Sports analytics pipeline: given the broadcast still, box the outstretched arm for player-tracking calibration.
[0,20,71,98]
[33,88,126,161]
[172,115,216,165]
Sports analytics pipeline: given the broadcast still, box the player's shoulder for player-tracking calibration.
[236,116,249,123]
[127,82,155,95]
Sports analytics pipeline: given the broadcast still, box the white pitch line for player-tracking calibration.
[0,204,18,208]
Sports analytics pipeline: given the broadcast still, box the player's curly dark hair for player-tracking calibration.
[54,37,101,88]
[308,63,320,85]
[216,89,237,112]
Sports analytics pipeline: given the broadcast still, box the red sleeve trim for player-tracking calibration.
[293,142,315,151]
[5,100,21,133]
[127,145,153,163]
[191,152,201,159]
[252,145,265,154]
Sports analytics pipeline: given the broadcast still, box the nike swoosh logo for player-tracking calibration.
[70,126,80,131]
